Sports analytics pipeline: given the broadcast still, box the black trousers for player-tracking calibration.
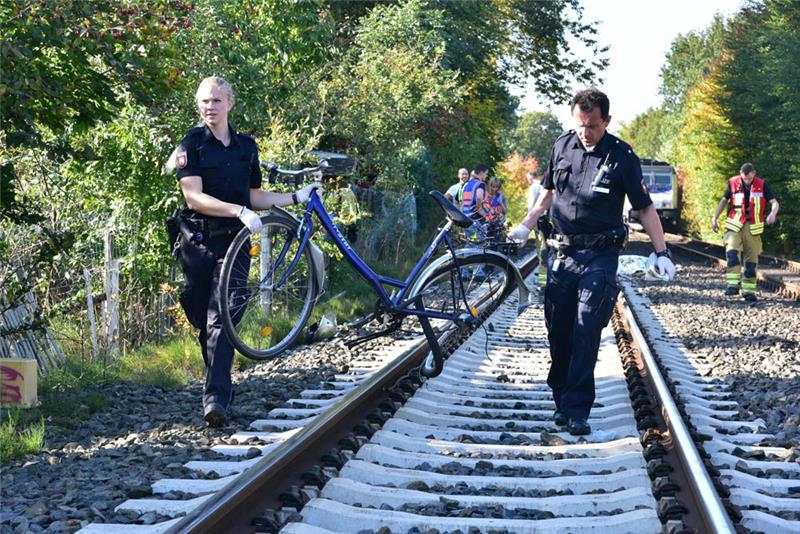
[178,235,249,410]
[544,247,620,419]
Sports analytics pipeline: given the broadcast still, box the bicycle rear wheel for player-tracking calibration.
[219,214,318,360]
[414,253,516,324]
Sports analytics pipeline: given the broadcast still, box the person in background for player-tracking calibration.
[711,162,779,302]
[460,163,490,243]
[444,167,470,205]
[527,170,542,212]
[526,171,548,288]
[485,176,507,225]
[174,76,321,427]
[507,88,674,436]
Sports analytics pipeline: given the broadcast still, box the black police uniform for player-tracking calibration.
[542,130,652,420]
[175,124,262,414]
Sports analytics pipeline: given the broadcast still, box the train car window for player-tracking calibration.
[654,173,672,186]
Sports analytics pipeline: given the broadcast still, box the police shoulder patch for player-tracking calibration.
[176,148,187,169]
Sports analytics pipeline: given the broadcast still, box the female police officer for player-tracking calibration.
[508,88,675,435]
[175,76,320,427]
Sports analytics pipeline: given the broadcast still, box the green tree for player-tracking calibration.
[502,111,564,164]
[715,0,800,254]
[317,0,462,190]
[617,107,670,160]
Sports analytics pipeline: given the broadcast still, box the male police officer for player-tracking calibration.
[508,88,675,435]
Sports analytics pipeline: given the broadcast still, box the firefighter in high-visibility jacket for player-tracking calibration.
[711,162,779,302]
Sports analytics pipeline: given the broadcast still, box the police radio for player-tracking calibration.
[591,154,616,194]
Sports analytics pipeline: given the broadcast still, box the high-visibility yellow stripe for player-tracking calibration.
[749,222,764,236]
[725,217,743,231]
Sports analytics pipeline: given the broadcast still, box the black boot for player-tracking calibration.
[553,410,568,427]
[567,417,591,436]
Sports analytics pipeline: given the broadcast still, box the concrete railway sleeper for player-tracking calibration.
[74,248,798,534]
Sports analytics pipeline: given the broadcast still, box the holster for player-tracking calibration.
[537,214,554,239]
[165,208,182,259]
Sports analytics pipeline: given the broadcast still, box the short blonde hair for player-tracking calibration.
[196,76,234,102]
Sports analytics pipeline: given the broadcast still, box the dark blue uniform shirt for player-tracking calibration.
[176,124,262,217]
[543,130,652,235]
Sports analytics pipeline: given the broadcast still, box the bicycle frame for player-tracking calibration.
[285,192,466,321]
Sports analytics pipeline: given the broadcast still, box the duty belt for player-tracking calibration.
[546,226,628,252]
[184,217,242,241]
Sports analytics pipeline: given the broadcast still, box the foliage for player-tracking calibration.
[617,107,671,160]
[626,1,798,254]
[497,153,541,224]
[318,0,461,191]
[502,111,564,164]
[0,0,186,149]
[713,0,800,254]
[2,0,611,364]
[667,76,737,239]
[659,16,727,112]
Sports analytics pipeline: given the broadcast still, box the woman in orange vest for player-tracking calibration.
[711,162,779,302]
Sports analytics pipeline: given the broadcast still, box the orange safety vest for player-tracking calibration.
[461,178,486,220]
[725,175,766,235]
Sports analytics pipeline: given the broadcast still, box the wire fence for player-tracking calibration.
[0,188,419,372]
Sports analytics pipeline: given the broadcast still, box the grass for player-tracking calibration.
[1,335,207,462]
[0,410,44,463]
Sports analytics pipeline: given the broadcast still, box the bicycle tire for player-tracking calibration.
[414,252,517,324]
[219,214,318,360]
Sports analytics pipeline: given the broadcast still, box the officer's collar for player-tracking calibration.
[572,131,612,154]
[201,124,240,146]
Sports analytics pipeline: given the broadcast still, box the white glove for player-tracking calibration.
[296,183,323,204]
[237,207,263,234]
[647,252,676,281]
[508,223,533,245]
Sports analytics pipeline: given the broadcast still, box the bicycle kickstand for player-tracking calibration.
[414,296,445,378]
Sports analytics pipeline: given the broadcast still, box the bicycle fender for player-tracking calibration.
[269,206,326,298]
[478,249,531,312]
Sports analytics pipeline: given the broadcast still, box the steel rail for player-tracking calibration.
[621,293,737,534]
[166,250,538,534]
[629,226,800,298]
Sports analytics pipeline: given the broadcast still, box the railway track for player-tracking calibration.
[75,245,799,534]
[637,228,800,299]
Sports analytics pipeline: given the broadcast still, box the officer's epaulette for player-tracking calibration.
[238,132,257,142]
[610,134,635,155]
[556,129,575,140]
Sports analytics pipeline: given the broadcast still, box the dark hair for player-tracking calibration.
[570,88,610,119]
[474,163,489,174]
[740,162,755,175]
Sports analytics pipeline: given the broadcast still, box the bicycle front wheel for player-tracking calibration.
[219,214,318,360]
[414,253,516,323]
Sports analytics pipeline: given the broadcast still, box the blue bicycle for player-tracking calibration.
[218,153,528,376]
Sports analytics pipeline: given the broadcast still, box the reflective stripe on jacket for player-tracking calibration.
[725,175,766,235]
[461,178,486,219]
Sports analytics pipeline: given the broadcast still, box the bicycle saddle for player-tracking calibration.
[429,190,473,228]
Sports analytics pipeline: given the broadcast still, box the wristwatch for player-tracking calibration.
[655,248,671,259]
